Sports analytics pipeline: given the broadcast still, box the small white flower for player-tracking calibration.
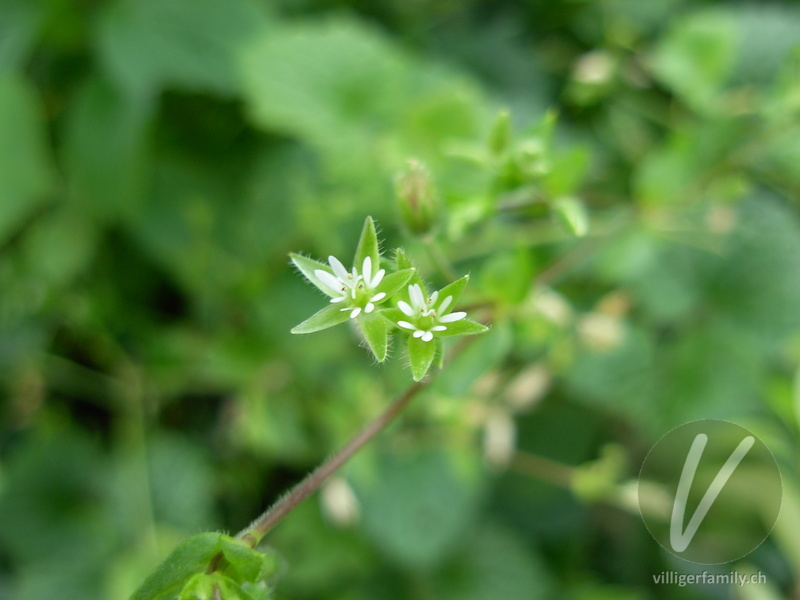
[396,283,467,342]
[314,256,387,318]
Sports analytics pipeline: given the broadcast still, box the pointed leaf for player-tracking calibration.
[354,216,380,272]
[219,536,277,584]
[291,304,350,334]
[436,275,470,309]
[290,253,339,298]
[375,268,415,298]
[407,336,436,381]
[359,311,389,362]
[130,532,222,600]
[437,318,489,338]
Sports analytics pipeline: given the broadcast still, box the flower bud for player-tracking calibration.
[396,159,438,235]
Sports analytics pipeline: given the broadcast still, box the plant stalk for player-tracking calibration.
[235,379,429,548]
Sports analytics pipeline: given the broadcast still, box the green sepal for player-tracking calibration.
[359,311,389,362]
[289,253,338,298]
[436,275,469,308]
[394,247,414,271]
[407,335,436,381]
[379,307,405,328]
[436,318,489,338]
[354,216,380,271]
[374,268,415,298]
[291,304,350,334]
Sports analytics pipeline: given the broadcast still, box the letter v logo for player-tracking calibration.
[670,433,755,553]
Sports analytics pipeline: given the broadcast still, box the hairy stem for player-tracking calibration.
[235,379,429,548]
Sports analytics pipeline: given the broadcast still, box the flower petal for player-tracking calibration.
[398,300,414,317]
[365,303,375,313]
[439,311,467,323]
[413,330,425,338]
[371,268,386,288]
[431,325,447,332]
[429,291,439,305]
[316,269,344,293]
[328,255,349,281]
[362,256,372,285]
[330,296,345,303]
[438,295,453,314]
[409,284,425,309]
[421,331,434,342]
[350,307,362,319]
[397,320,416,330]
[370,292,387,302]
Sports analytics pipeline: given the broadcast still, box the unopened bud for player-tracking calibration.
[320,476,360,527]
[483,411,517,469]
[396,159,438,235]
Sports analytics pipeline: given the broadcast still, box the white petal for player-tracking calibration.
[409,284,425,309]
[350,307,362,319]
[398,300,414,317]
[371,268,386,287]
[438,295,453,314]
[330,296,345,303]
[328,256,349,281]
[431,325,447,332]
[370,292,387,302]
[397,320,416,330]
[365,303,375,313]
[421,331,434,342]
[316,269,343,293]
[362,257,372,285]
[439,311,467,323]
[413,330,425,338]
[429,291,439,305]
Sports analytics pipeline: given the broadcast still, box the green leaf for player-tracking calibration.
[130,533,222,600]
[290,253,339,298]
[358,311,389,361]
[407,335,436,381]
[63,76,153,222]
[437,275,470,308]
[437,319,489,338]
[650,10,737,113]
[291,305,350,334]
[0,73,54,245]
[552,196,589,237]
[219,536,277,584]
[374,268,415,298]
[0,0,44,72]
[353,216,380,271]
[239,19,408,140]
[96,0,270,99]
[354,448,483,568]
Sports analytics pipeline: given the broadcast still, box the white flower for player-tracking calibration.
[396,283,467,342]
[314,256,387,318]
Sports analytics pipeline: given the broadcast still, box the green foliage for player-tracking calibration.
[130,533,276,600]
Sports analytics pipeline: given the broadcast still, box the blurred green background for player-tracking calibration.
[2,0,800,598]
